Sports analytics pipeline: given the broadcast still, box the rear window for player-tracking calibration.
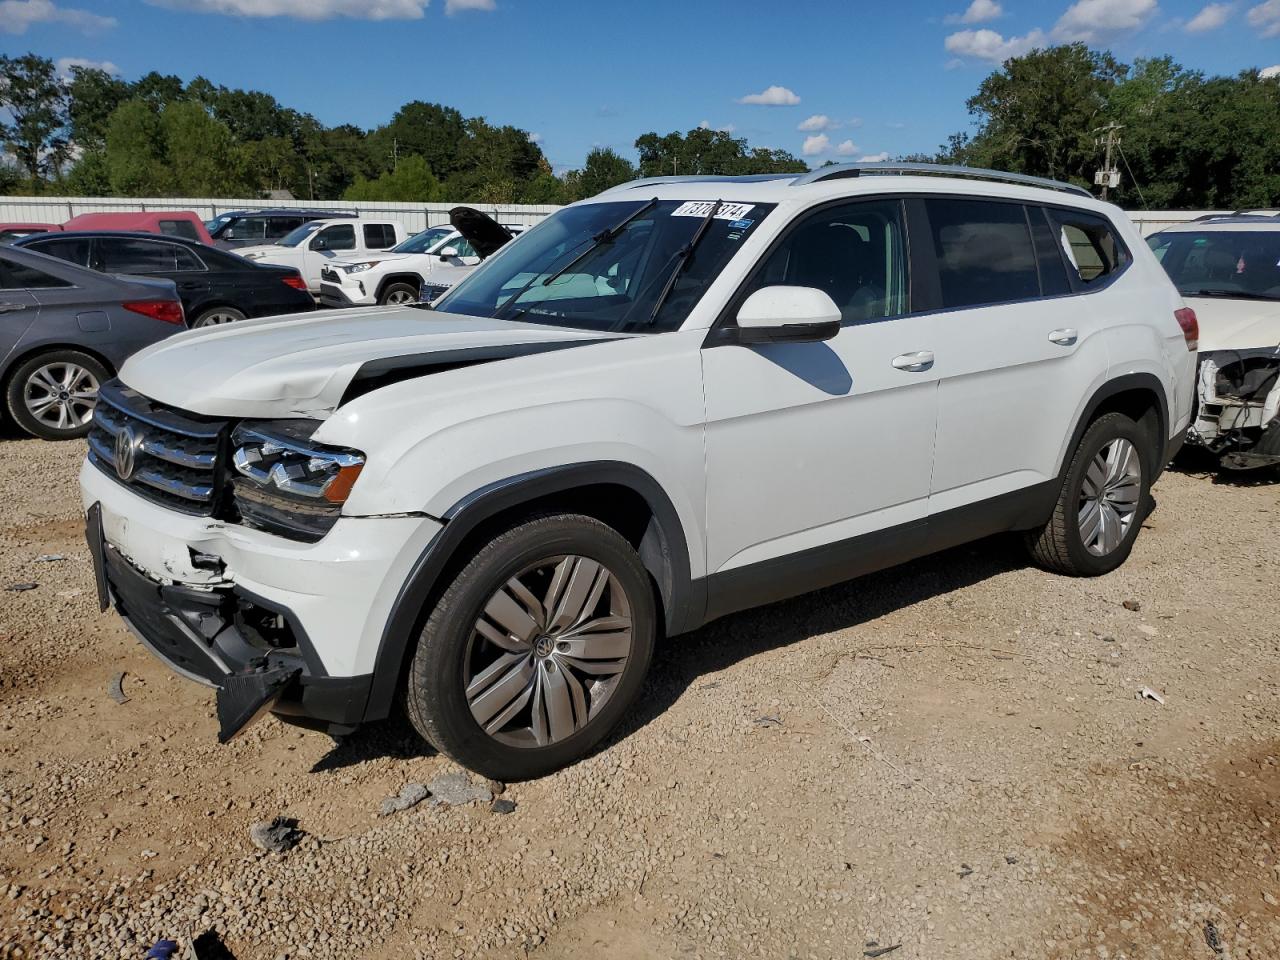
[0,255,72,289]
[1048,209,1128,286]
[924,198,1040,310]
[159,219,200,241]
[363,223,396,249]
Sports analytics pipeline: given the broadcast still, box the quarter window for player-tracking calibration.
[924,198,1039,310]
[744,199,909,323]
[363,224,396,249]
[1049,209,1127,285]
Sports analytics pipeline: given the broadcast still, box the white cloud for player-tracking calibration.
[860,152,890,162]
[1184,2,1232,31]
[1261,64,1280,78]
[1248,0,1280,36]
[528,132,542,143]
[144,0,429,20]
[944,27,1047,62]
[798,114,832,132]
[802,134,831,156]
[946,0,1003,23]
[834,139,859,156]
[736,85,801,106]
[885,121,906,129]
[1052,0,1157,42]
[697,120,736,133]
[0,0,116,34]
[54,56,120,78]
[444,0,493,12]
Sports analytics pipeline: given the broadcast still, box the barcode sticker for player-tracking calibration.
[671,201,755,220]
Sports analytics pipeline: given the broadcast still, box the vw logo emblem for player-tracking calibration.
[114,425,144,481]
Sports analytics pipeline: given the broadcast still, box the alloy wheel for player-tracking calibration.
[195,311,240,327]
[23,362,99,432]
[464,555,633,748]
[1077,437,1142,556]
[385,289,417,305]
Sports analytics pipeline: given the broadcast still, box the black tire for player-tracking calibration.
[1027,412,1153,576]
[192,306,246,328]
[378,282,419,306]
[5,349,108,441]
[406,513,657,780]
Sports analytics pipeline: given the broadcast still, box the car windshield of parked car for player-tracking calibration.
[205,214,232,235]
[393,226,456,255]
[435,199,775,333]
[1148,230,1280,300]
[277,222,324,248]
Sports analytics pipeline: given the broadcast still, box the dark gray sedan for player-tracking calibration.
[1,245,186,440]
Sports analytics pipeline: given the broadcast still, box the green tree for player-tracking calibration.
[571,147,636,199]
[160,100,248,196]
[343,154,442,202]
[369,101,467,181]
[635,127,806,178]
[65,65,130,151]
[0,54,68,187]
[64,147,111,195]
[104,99,169,195]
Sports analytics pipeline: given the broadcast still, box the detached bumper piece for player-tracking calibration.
[86,503,371,737]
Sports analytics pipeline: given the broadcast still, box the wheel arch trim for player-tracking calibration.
[1058,372,1171,481]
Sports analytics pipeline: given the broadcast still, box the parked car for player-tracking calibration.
[0,223,61,244]
[204,209,357,249]
[82,163,1195,778]
[1147,214,1280,471]
[237,218,408,294]
[319,212,523,308]
[1,245,184,440]
[62,211,214,246]
[16,231,314,328]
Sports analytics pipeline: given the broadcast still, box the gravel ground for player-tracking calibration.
[0,433,1277,959]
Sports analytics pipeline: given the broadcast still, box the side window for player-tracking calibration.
[363,223,396,249]
[923,198,1040,309]
[26,238,91,267]
[744,198,909,323]
[1050,209,1128,285]
[224,217,267,241]
[0,255,72,289]
[317,224,356,251]
[99,238,200,273]
[1027,206,1072,297]
[452,237,477,258]
[159,219,200,241]
[268,217,304,238]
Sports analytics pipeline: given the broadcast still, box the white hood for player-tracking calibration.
[117,306,621,418]
[328,252,415,269]
[1186,296,1280,352]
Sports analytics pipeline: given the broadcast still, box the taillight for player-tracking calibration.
[1174,307,1198,351]
[124,300,185,326]
[281,274,307,290]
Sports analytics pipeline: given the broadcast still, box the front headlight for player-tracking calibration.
[230,420,365,541]
[342,261,381,274]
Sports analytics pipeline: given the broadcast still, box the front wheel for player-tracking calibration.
[5,350,108,440]
[1027,412,1153,576]
[406,514,657,780]
[378,282,419,306]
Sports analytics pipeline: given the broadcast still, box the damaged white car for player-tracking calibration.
[1148,215,1280,471]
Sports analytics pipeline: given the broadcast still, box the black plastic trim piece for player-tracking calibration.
[1061,373,1170,480]
[363,461,700,722]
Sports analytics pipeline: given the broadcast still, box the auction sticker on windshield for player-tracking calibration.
[671,201,755,220]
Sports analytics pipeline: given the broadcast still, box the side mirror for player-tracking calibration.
[311,236,328,251]
[438,245,460,261]
[733,286,841,344]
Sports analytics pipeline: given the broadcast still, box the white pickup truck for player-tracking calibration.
[238,218,408,294]
[320,208,522,307]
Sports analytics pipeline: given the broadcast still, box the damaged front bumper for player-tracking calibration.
[1189,349,1280,470]
[87,502,370,739]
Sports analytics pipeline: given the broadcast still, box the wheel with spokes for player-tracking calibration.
[378,282,419,306]
[192,306,246,328]
[5,350,108,440]
[406,513,656,779]
[1027,411,1153,576]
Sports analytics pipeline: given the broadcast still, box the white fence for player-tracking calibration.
[0,195,1222,237]
[0,196,562,232]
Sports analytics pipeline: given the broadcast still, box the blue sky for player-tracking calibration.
[2,0,1278,173]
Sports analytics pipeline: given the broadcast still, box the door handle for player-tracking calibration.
[892,350,935,372]
[0,301,27,313]
[1049,328,1078,346]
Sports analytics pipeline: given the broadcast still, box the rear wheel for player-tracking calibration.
[1027,412,1152,576]
[192,306,246,328]
[406,514,657,780]
[5,350,107,440]
[378,282,419,306]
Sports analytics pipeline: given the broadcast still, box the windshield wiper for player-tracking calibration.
[1183,288,1279,301]
[538,197,659,290]
[647,200,722,327]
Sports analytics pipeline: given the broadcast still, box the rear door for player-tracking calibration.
[0,256,41,368]
[921,197,1115,516]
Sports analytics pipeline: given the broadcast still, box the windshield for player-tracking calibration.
[393,226,456,254]
[205,214,233,236]
[434,199,775,333]
[1148,229,1280,300]
[277,222,324,248]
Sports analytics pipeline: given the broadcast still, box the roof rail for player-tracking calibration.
[1192,210,1280,222]
[617,173,798,191]
[790,162,1092,198]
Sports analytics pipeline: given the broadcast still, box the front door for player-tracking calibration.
[700,198,940,607]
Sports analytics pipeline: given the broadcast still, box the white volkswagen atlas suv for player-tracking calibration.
[82,163,1196,780]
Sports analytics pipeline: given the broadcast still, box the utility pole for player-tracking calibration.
[390,138,399,172]
[1094,123,1122,200]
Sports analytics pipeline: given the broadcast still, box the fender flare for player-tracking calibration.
[374,272,425,302]
[361,461,701,721]
[1059,372,1171,480]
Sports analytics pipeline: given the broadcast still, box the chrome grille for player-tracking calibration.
[87,380,228,514]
